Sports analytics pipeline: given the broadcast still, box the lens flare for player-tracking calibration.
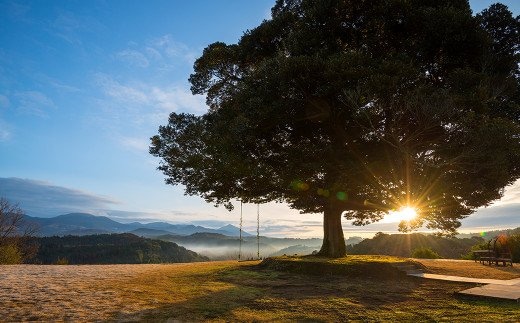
[398,206,417,221]
[385,206,418,223]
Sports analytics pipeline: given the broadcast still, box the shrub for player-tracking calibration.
[55,257,69,265]
[508,234,520,262]
[0,244,23,264]
[411,247,441,259]
[461,242,489,260]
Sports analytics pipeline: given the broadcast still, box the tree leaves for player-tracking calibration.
[151,0,520,236]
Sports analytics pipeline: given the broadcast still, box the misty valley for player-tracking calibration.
[16,213,520,264]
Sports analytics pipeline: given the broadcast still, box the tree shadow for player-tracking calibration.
[111,264,426,321]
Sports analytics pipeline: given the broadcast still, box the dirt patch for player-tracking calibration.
[414,259,520,280]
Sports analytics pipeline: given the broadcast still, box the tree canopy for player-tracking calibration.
[151,0,520,257]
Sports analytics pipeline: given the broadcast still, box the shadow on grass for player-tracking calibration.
[112,263,520,322]
[113,264,418,321]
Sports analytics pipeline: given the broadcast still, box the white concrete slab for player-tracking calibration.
[407,271,520,301]
[409,273,520,285]
[458,284,520,301]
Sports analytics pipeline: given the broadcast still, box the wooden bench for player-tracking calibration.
[473,249,494,264]
[495,252,513,267]
[472,236,513,267]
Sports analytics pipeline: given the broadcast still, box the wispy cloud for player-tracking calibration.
[50,10,105,46]
[149,86,207,115]
[151,34,197,63]
[116,49,150,68]
[1,1,31,24]
[51,11,83,45]
[93,73,206,127]
[14,91,55,117]
[118,136,149,152]
[115,34,198,71]
[95,74,148,104]
[0,119,11,142]
[0,177,118,217]
[35,74,82,93]
[0,94,10,108]
[0,94,11,141]
[145,47,162,60]
[91,35,206,154]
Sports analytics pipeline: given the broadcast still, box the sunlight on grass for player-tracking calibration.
[275,254,408,264]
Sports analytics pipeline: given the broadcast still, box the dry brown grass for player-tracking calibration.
[1,259,519,322]
[0,263,187,321]
[414,259,520,280]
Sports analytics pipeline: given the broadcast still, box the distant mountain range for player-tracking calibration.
[22,213,366,260]
[24,213,252,237]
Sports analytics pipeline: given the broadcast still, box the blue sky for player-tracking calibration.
[1,0,519,238]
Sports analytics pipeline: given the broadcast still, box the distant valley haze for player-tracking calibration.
[1,0,519,239]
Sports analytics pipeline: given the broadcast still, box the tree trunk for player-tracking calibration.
[317,203,346,258]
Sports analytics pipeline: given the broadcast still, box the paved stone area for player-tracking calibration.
[408,270,520,301]
[459,283,520,301]
[409,273,520,286]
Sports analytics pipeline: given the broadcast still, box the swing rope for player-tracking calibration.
[257,204,260,260]
[238,202,261,261]
[239,201,243,261]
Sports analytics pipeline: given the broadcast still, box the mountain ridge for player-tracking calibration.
[24,213,252,237]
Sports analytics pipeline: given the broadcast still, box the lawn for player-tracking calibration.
[1,257,519,321]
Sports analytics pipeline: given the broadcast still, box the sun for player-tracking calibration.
[385,206,418,223]
[397,206,418,221]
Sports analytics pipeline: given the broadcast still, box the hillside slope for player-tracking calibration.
[347,233,483,259]
[29,233,209,264]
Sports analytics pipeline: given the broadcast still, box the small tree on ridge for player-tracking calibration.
[0,198,38,264]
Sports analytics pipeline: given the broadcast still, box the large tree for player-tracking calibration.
[151,0,520,257]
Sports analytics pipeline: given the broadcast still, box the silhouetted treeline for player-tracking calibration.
[28,233,209,264]
[346,232,484,259]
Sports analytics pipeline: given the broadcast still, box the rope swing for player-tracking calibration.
[238,201,261,261]
[239,201,243,261]
[257,203,260,260]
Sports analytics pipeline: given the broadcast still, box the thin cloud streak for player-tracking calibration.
[0,122,11,142]
[14,91,55,117]
[49,9,106,47]
[116,49,150,68]
[92,72,206,154]
[151,34,197,64]
[118,136,150,152]
[115,34,198,72]
[94,73,206,115]
[95,74,148,104]
[0,94,9,108]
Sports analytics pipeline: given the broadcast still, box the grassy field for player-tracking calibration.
[1,257,519,321]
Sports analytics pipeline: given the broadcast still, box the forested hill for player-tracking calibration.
[29,233,209,264]
[347,233,484,259]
